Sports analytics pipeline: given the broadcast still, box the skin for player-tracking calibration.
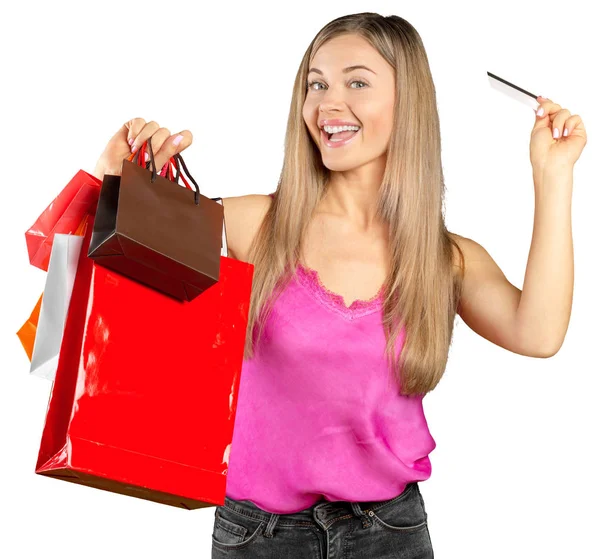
[291,33,398,306]
[92,119,193,181]
[92,34,585,358]
[302,33,396,231]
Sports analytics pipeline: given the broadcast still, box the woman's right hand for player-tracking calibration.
[92,118,193,181]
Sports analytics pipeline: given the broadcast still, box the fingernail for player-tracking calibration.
[128,138,134,146]
[173,134,184,146]
[144,152,149,162]
[537,107,545,117]
[563,128,569,137]
[553,127,559,139]
[131,143,137,153]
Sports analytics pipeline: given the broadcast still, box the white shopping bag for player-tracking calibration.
[30,233,84,381]
[214,197,228,257]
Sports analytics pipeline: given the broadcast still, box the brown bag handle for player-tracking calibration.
[133,140,202,206]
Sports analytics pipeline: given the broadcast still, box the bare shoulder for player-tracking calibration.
[449,232,495,270]
[448,232,469,272]
[221,194,273,261]
[448,232,515,288]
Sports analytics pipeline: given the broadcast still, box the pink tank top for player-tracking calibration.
[224,193,436,514]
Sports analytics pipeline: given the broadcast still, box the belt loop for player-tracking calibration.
[262,513,279,538]
[350,502,373,529]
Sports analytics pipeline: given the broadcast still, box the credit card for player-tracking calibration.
[487,71,541,110]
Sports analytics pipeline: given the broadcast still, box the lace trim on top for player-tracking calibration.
[295,261,384,320]
[268,192,383,318]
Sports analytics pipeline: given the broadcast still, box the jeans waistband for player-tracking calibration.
[221,482,419,530]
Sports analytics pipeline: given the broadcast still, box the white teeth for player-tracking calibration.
[323,125,360,133]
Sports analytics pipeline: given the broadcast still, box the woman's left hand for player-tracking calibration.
[530,95,587,174]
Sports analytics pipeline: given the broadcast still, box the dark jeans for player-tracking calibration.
[211,482,434,558]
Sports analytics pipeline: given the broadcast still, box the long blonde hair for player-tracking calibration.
[243,12,465,397]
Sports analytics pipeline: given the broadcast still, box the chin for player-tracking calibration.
[321,159,361,172]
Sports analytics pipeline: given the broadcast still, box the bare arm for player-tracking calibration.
[221,195,273,261]
[516,168,574,357]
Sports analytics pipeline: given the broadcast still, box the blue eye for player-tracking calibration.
[306,79,368,91]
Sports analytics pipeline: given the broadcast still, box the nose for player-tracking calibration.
[318,84,347,113]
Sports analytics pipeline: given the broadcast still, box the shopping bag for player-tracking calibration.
[17,293,44,361]
[17,214,91,362]
[29,223,89,380]
[36,206,253,510]
[87,140,223,302]
[25,170,102,271]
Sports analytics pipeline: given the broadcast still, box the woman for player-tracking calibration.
[92,12,586,559]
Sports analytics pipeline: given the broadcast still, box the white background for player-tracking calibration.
[1,0,598,557]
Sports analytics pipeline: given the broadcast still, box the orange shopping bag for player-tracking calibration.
[17,293,43,362]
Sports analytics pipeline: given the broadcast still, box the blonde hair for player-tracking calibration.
[243,12,465,397]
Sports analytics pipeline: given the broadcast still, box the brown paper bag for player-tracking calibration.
[87,141,223,302]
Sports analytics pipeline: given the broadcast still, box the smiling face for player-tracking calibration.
[302,33,396,172]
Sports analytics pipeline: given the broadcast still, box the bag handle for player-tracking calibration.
[136,144,192,190]
[146,139,201,206]
[125,144,174,179]
[126,141,201,206]
[126,142,168,175]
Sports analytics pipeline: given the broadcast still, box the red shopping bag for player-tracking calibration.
[25,170,102,271]
[35,214,254,509]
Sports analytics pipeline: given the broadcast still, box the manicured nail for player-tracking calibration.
[131,143,137,153]
[173,134,184,146]
[537,107,545,117]
[553,127,559,139]
[128,138,134,146]
[144,152,149,162]
[563,128,569,137]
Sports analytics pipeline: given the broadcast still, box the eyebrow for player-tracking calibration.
[307,65,377,76]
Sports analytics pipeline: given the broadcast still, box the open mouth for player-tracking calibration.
[320,127,361,146]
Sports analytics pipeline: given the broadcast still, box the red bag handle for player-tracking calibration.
[126,141,194,191]
[125,141,170,178]
[131,139,201,205]
[142,140,195,192]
